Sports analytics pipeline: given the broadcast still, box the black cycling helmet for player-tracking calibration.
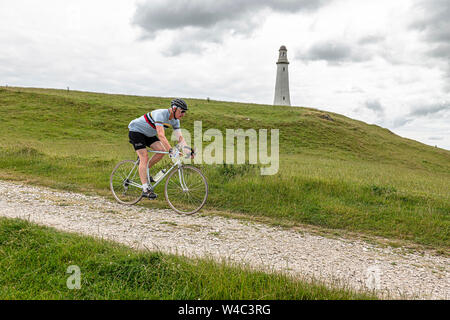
[171,98,188,111]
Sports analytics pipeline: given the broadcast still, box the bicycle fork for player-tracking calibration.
[178,167,189,192]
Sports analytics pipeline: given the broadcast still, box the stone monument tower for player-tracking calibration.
[273,45,291,106]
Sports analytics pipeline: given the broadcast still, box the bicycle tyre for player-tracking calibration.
[164,165,208,215]
[110,159,143,205]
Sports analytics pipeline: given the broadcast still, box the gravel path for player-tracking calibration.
[0,180,448,299]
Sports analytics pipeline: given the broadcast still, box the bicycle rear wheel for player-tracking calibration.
[110,159,143,205]
[164,165,208,215]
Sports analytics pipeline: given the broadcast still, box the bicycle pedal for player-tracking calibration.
[142,191,158,199]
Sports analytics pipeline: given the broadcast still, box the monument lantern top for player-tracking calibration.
[277,45,289,64]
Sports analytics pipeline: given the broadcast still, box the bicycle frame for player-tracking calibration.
[123,149,184,192]
[110,144,207,213]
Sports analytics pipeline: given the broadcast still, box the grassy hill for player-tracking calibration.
[0,86,449,249]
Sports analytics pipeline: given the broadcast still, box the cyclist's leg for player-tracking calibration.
[136,147,156,198]
[129,131,149,187]
[136,148,149,186]
[148,140,166,170]
[141,137,163,199]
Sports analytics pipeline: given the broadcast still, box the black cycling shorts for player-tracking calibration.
[128,131,160,151]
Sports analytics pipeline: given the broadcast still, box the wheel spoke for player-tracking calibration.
[110,160,143,205]
[165,165,208,215]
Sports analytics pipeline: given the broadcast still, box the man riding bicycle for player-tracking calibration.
[128,98,193,199]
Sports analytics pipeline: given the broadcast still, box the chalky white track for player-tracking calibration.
[0,181,448,299]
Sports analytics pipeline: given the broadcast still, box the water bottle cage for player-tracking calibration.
[154,169,166,182]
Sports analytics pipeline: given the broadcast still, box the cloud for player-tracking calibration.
[392,117,414,128]
[409,102,450,117]
[411,0,450,43]
[429,44,450,60]
[335,86,365,94]
[357,34,385,45]
[364,99,384,116]
[392,101,450,128]
[297,41,373,65]
[428,136,444,141]
[132,0,332,55]
[410,0,450,84]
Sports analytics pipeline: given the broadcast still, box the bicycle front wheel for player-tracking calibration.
[110,159,143,205]
[164,165,208,215]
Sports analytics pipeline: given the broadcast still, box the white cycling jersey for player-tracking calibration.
[128,108,181,137]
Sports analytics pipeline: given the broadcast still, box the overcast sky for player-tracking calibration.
[1,0,449,150]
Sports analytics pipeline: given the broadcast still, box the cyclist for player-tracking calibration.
[128,98,192,199]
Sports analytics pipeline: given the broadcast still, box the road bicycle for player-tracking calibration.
[110,145,208,215]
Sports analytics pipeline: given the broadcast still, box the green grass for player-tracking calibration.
[0,86,449,248]
[0,218,374,299]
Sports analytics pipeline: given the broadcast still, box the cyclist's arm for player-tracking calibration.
[156,125,172,151]
[174,129,194,158]
[174,129,187,148]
